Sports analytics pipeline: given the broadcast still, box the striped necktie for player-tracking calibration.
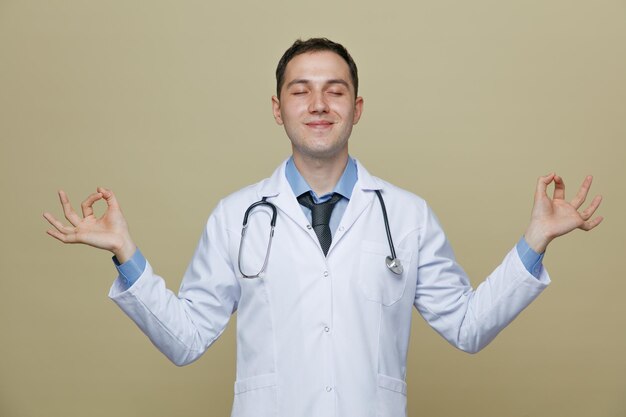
[297,192,342,256]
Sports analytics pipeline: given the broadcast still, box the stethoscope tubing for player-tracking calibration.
[374,190,404,275]
[239,197,276,278]
[238,191,403,277]
[374,190,397,261]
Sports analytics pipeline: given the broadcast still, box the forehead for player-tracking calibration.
[283,51,353,88]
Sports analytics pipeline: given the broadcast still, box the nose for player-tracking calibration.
[308,91,329,114]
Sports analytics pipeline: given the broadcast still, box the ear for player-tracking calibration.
[352,96,364,125]
[271,96,283,125]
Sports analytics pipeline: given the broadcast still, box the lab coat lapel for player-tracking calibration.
[329,159,384,252]
[257,159,311,233]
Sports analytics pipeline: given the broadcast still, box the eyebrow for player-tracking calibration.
[286,79,351,89]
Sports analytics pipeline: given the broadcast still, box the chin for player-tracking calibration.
[298,143,349,161]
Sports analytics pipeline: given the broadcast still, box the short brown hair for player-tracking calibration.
[275,38,359,98]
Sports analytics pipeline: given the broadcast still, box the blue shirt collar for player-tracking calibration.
[285,156,358,202]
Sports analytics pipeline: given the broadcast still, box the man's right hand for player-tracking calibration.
[43,187,136,263]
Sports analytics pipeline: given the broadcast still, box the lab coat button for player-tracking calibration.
[324,326,330,332]
[306,224,312,230]
[323,271,329,277]
[326,386,333,392]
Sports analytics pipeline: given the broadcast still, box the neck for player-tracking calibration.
[292,151,349,196]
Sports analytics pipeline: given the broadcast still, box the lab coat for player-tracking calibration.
[109,159,550,417]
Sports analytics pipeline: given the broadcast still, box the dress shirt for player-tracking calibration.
[284,156,357,236]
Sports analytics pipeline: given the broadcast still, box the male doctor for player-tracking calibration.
[43,38,603,417]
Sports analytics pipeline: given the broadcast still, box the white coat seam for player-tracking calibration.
[375,302,383,376]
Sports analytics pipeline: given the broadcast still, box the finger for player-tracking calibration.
[580,215,604,232]
[43,212,75,235]
[552,175,565,200]
[46,228,78,243]
[97,187,121,210]
[43,212,79,243]
[58,190,82,227]
[81,192,103,218]
[535,173,556,199]
[579,195,602,221]
[570,175,593,209]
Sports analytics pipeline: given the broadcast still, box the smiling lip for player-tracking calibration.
[306,120,334,127]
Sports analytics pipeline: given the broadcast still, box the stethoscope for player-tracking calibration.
[238,190,403,278]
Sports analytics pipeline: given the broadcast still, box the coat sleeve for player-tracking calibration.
[108,200,241,365]
[413,204,550,353]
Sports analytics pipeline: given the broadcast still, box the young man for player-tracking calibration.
[44,38,602,417]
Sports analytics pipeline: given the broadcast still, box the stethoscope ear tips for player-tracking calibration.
[386,256,403,275]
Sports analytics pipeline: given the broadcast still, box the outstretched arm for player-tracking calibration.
[524,173,603,254]
[414,174,602,353]
[45,189,238,365]
[43,187,136,263]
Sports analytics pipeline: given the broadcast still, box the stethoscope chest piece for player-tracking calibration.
[386,256,403,275]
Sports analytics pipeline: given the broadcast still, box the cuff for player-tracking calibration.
[516,237,544,279]
[112,248,146,289]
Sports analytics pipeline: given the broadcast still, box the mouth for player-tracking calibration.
[305,120,334,129]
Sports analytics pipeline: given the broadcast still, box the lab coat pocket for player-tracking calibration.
[357,241,411,306]
[232,373,278,417]
[376,374,407,417]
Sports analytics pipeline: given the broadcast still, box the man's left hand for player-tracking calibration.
[524,173,603,254]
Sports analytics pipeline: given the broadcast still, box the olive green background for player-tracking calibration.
[1,1,624,416]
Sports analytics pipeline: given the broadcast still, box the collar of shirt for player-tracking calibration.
[285,156,358,203]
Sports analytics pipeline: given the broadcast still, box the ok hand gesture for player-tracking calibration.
[43,187,136,263]
[524,174,603,254]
